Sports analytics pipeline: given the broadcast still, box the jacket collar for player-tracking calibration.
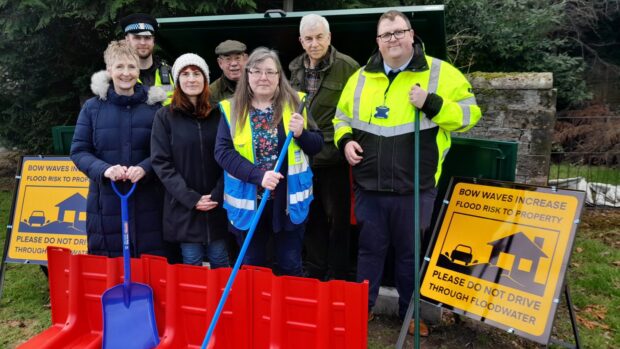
[365,36,428,73]
[90,70,166,105]
[219,75,237,93]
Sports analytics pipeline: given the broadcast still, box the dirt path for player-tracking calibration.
[369,312,546,348]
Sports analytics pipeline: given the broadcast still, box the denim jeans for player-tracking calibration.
[180,239,230,268]
[235,210,305,277]
[237,225,305,276]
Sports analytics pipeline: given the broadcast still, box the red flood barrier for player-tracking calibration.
[19,247,368,349]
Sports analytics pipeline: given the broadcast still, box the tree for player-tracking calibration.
[1,0,618,152]
[408,0,588,108]
[0,0,256,153]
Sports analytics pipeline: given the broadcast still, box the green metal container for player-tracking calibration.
[156,6,447,81]
[51,126,76,155]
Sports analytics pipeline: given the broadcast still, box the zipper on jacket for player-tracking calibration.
[376,74,393,188]
[377,135,382,190]
[197,121,207,182]
[197,120,210,243]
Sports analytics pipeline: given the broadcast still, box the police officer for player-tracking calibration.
[333,10,482,336]
[289,14,359,281]
[209,40,248,103]
[120,13,173,104]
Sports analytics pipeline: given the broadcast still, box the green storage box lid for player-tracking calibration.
[157,6,446,81]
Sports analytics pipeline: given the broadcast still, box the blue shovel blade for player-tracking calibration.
[102,282,160,349]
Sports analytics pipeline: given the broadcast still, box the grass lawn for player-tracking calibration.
[0,190,51,349]
[549,163,620,185]
[0,189,618,348]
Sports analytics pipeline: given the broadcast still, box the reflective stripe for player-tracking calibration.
[223,193,255,210]
[420,115,438,130]
[289,188,313,205]
[289,161,309,175]
[454,96,478,131]
[442,147,450,162]
[334,121,349,132]
[350,117,436,137]
[335,108,350,123]
[428,58,442,93]
[424,59,440,132]
[352,69,366,121]
[459,96,477,106]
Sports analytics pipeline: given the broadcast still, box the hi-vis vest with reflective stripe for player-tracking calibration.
[220,94,314,230]
[333,55,481,189]
[138,67,174,106]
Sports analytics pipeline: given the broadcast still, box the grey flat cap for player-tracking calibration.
[215,40,247,55]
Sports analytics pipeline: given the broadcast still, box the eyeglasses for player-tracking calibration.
[247,69,279,78]
[219,55,245,64]
[377,29,412,42]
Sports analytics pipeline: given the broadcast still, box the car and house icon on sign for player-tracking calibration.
[437,232,550,296]
[20,193,87,233]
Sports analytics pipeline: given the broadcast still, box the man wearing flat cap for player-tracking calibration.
[120,13,173,104]
[209,40,248,103]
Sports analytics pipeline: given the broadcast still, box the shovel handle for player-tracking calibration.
[111,181,137,287]
[396,107,422,348]
[201,98,306,348]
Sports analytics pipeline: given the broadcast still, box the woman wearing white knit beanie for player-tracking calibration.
[151,52,230,268]
[171,53,210,85]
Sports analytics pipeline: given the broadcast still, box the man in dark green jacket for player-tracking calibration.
[289,14,359,281]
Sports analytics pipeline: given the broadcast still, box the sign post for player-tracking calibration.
[421,178,585,344]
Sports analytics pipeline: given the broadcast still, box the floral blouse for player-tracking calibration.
[250,106,279,197]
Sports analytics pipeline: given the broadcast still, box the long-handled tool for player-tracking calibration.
[396,107,422,349]
[103,181,159,349]
[200,100,306,348]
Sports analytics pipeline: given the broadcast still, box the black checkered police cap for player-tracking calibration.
[120,13,158,36]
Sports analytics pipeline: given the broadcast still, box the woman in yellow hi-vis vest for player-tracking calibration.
[215,47,323,276]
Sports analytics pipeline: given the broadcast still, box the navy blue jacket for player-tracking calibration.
[70,78,166,258]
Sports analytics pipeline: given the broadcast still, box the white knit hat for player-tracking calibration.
[172,53,210,84]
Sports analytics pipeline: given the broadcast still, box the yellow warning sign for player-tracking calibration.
[6,157,89,264]
[421,180,584,344]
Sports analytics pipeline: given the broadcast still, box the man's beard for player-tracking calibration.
[137,49,152,60]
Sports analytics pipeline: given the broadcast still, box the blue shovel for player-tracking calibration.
[200,100,306,348]
[102,181,159,349]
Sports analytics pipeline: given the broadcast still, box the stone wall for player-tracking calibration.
[463,72,556,185]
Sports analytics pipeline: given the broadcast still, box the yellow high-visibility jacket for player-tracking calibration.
[333,41,481,192]
[138,62,173,106]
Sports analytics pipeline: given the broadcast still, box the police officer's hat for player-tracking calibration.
[120,13,158,36]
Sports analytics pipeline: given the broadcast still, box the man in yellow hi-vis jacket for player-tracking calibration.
[333,10,481,337]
